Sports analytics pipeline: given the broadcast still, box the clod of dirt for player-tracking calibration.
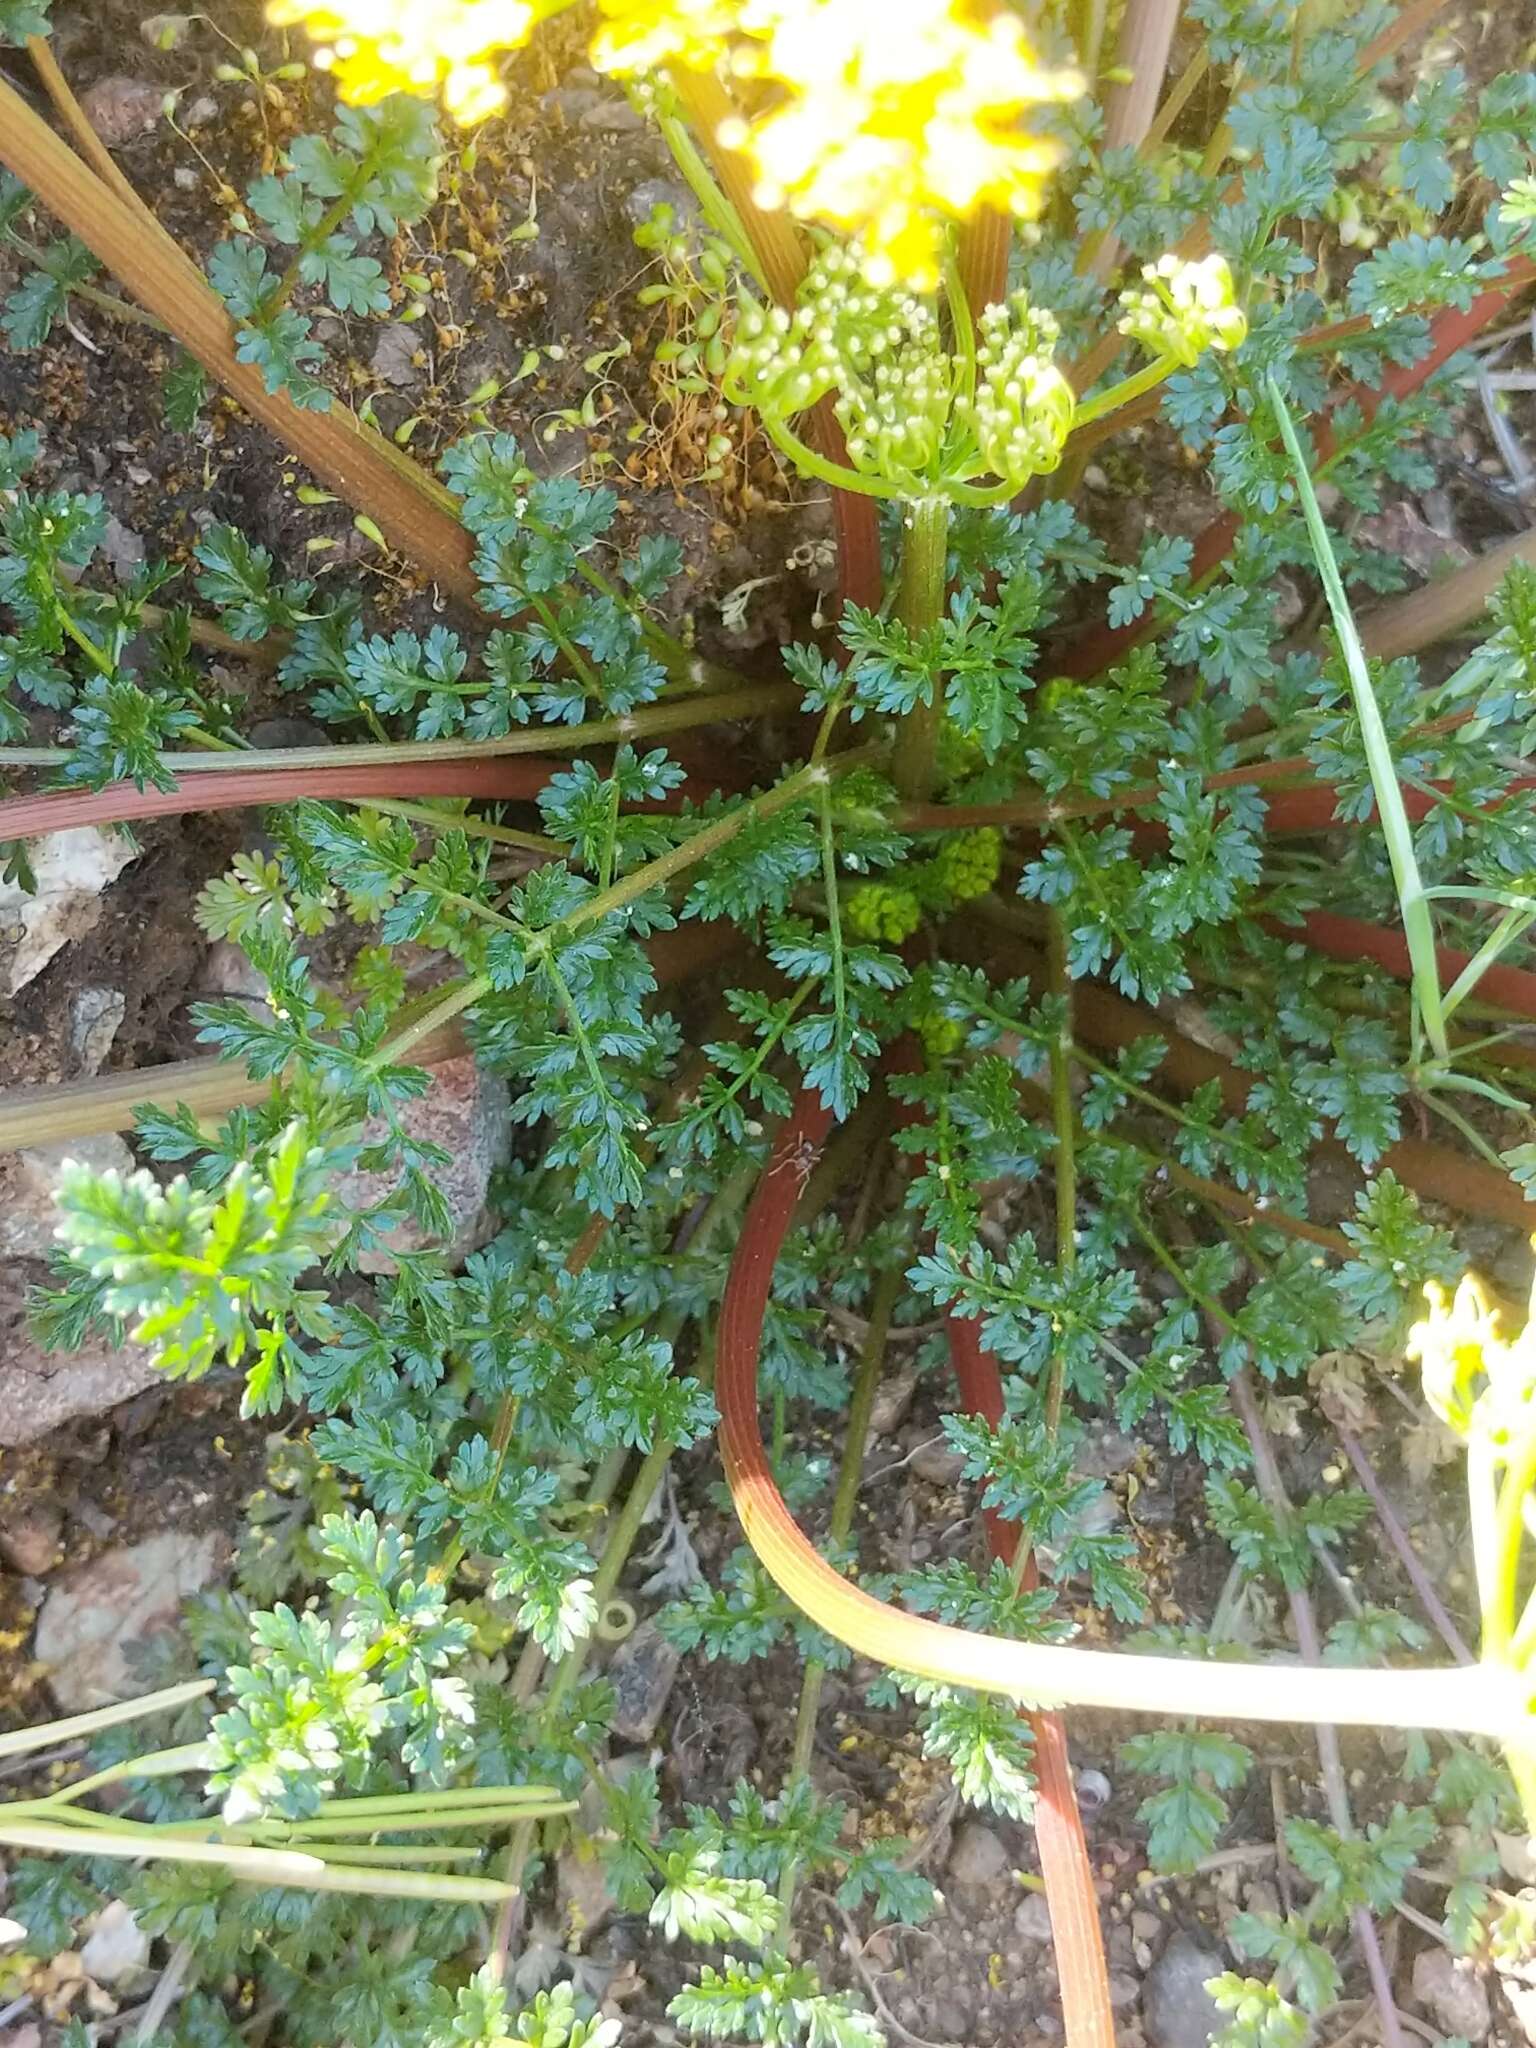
[0,1504,63,1577]
[0,829,135,995]
[868,1368,918,1438]
[1411,1946,1492,2043]
[33,1530,227,1709]
[910,1438,965,1485]
[371,324,424,390]
[79,77,166,147]
[333,1054,511,1273]
[1142,1933,1227,2048]
[607,1619,683,1744]
[948,1822,1011,1890]
[0,1133,134,1261]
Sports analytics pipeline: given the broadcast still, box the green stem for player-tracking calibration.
[889,496,952,802]
[1269,374,1448,1060]
[1070,354,1177,434]
[1045,908,1075,1438]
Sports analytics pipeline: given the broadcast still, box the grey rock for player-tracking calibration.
[79,1900,149,1984]
[1074,1767,1112,1816]
[69,986,126,1074]
[948,1821,1010,1889]
[1143,1934,1226,2048]
[1132,1910,1164,1943]
[580,97,644,133]
[1015,1892,1055,1942]
[1107,1973,1140,2012]
[608,1619,682,1743]
[0,829,134,994]
[248,716,329,751]
[0,1133,134,1260]
[622,176,696,230]
[34,1531,227,1709]
[868,1368,918,1437]
[183,94,218,127]
[1411,1946,1491,2043]
[101,515,146,581]
[80,77,165,147]
[333,1054,511,1273]
[911,1437,965,1486]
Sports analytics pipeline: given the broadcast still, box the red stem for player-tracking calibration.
[946,1315,1116,2048]
[1286,907,1536,1022]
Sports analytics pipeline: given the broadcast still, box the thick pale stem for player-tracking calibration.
[889,497,952,802]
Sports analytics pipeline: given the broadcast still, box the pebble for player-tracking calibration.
[80,77,165,147]
[0,1505,62,1577]
[79,1901,149,1985]
[69,986,126,1074]
[34,1531,227,1710]
[370,323,422,389]
[1074,1768,1112,1815]
[948,1822,1010,1890]
[868,1368,919,1438]
[910,1438,965,1486]
[100,514,145,581]
[1132,1910,1164,1943]
[1107,1973,1140,2012]
[1411,1946,1491,2043]
[1014,1892,1055,1943]
[0,1296,161,1449]
[1143,1933,1227,2048]
[0,1133,135,1261]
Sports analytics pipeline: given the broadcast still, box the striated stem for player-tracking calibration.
[888,497,952,801]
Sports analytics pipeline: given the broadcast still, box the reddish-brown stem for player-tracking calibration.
[946,1317,1116,2048]
[957,207,1013,322]
[1285,907,1536,1023]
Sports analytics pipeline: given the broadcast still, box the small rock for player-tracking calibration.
[608,1620,682,1744]
[869,1368,918,1437]
[34,1531,227,1710]
[69,987,126,1074]
[1015,1892,1055,1943]
[0,1505,63,1577]
[80,77,165,147]
[1500,1975,1536,2048]
[333,1054,511,1273]
[79,1900,149,1985]
[1358,502,1473,580]
[1075,1427,1136,1480]
[948,1822,1010,1890]
[1132,1910,1164,1944]
[202,938,271,1003]
[0,829,135,995]
[0,1133,134,1260]
[183,94,218,127]
[1107,1973,1140,2013]
[0,1314,162,1448]
[1074,1767,1112,1816]
[0,2026,41,2048]
[371,323,423,389]
[100,515,145,581]
[173,165,199,189]
[911,1437,965,1486]
[580,97,644,133]
[248,716,330,752]
[140,11,193,47]
[1411,1946,1491,2042]
[1241,1880,1282,1922]
[1144,1934,1226,2048]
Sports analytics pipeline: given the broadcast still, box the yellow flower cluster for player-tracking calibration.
[1408,1270,1536,1448]
[267,0,535,122]
[270,0,1080,287]
[933,825,1001,902]
[845,882,923,943]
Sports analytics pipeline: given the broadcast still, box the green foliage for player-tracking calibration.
[1121,1728,1252,1873]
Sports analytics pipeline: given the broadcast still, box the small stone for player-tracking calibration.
[1075,1427,1136,1480]
[0,829,135,995]
[1411,1946,1491,2042]
[607,1620,682,1744]
[556,1840,621,1946]
[0,1133,134,1260]
[1014,1892,1054,1943]
[0,1505,63,1577]
[1107,1973,1140,2012]
[371,323,423,389]
[580,97,644,132]
[622,176,696,230]
[140,12,193,47]
[173,165,198,189]
[34,1531,227,1710]
[69,987,126,1074]
[0,2025,41,2048]
[1132,1911,1163,1943]
[248,717,329,751]
[948,1822,1010,1890]
[80,77,165,147]
[0,1313,161,1448]
[1358,502,1473,580]
[184,94,218,126]
[869,1368,918,1437]
[80,1900,149,1985]
[1074,1768,1112,1816]
[100,515,146,581]
[1144,1934,1226,2048]
[202,938,270,1003]
[332,1055,511,1273]
[911,1437,965,1486]
[1242,1880,1282,1922]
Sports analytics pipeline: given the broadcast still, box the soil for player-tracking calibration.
[0,2,1532,2046]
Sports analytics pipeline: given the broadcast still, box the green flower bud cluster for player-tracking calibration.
[846,881,924,942]
[932,825,1002,902]
[725,244,1075,501]
[1116,253,1249,368]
